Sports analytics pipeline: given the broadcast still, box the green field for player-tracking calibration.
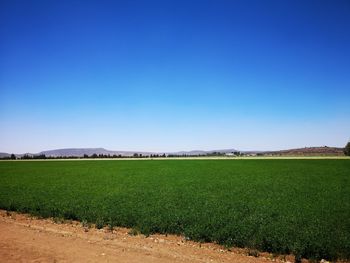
[0,159,349,260]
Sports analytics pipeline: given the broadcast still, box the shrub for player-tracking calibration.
[344,142,350,156]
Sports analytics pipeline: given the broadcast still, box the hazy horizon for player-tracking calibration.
[0,139,348,155]
[1,0,350,153]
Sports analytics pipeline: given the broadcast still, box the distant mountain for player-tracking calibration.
[39,148,154,157]
[0,152,11,158]
[170,149,238,155]
[263,146,344,156]
[39,148,239,157]
[0,146,345,158]
[0,148,239,158]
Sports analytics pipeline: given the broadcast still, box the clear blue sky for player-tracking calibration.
[1,0,349,153]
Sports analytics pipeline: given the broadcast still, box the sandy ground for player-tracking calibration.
[0,210,296,263]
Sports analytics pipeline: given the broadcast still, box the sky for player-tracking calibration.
[0,0,350,153]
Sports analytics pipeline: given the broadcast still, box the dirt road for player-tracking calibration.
[0,210,287,263]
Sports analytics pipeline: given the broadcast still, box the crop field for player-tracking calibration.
[0,159,349,261]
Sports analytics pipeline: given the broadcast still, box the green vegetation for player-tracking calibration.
[344,142,350,156]
[0,160,349,261]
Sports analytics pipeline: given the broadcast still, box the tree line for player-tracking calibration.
[2,142,349,160]
[1,152,238,160]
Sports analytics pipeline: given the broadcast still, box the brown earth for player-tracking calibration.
[0,210,299,263]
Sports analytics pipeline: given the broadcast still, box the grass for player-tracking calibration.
[0,159,349,261]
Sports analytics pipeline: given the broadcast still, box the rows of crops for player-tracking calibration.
[0,159,349,260]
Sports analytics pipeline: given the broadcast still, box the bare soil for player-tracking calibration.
[0,210,301,263]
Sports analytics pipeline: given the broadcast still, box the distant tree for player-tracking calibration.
[133,153,139,158]
[10,154,16,160]
[21,154,32,159]
[33,154,46,159]
[83,154,89,158]
[344,142,350,156]
[92,153,98,158]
